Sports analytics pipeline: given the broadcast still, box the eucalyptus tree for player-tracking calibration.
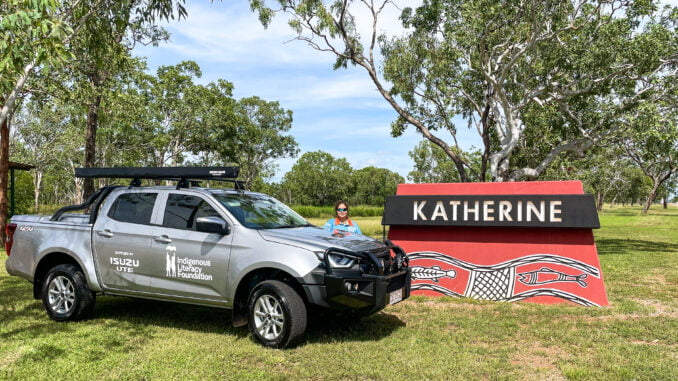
[281,151,354,205]
[10,102,77,212]
[222,96,297,189]
[250,0,677,182]
[0,0,186,241]
[408,140,485,183]
[1,0,88,242]
[139,61,205,168]
[94,59,160,169]
[542,146,634,211]
[188,87,298,189]
[70,0,186,198]
[352,166,403,206]
[617,79,677,213]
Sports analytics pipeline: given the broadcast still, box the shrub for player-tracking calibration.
[291,205,384,218]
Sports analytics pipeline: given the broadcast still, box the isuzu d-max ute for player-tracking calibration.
[4,167,411,348]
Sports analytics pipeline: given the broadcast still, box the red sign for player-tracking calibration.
[386,181,608,306]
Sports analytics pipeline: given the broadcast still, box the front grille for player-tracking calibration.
[362,246,401,276]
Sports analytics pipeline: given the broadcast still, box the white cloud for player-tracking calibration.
[159,2,334,67]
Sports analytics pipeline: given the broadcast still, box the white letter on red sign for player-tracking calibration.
[432,201,448,221]
[550,201,562,222]
[414,201,427,221]
[449,201,460,221]
[527,201,545,222]
[483,200,495,221]
[464,201,480,221]
[499,201,512,221]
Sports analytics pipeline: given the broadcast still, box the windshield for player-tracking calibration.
[213,193,310,229]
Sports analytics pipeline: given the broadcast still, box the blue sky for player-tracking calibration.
[134,0,479,181]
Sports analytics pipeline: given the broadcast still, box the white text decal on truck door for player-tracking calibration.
[110,250,138,273]
[165,245,213,281]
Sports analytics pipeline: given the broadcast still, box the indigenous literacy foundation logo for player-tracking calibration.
[165,245,213,281]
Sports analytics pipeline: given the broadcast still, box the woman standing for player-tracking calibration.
[323,200,362,235]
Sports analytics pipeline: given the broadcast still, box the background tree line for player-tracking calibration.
[9,58,300,211]
[407,140,677,211]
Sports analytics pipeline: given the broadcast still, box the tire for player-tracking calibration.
[247,280,307,348]
[41,264,95,321]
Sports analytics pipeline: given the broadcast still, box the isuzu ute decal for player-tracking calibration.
[110,250,138,273]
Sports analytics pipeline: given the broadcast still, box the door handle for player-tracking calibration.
[154,235,172,244]
[97,230,114,238]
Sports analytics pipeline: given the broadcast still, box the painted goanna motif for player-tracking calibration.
[408,251,601,306]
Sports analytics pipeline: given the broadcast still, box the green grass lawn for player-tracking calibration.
[1,206,676,380]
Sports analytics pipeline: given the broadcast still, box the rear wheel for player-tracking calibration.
[248,280,307,348]
[41,264,95,321]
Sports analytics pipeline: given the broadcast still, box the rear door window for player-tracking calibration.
[163,194,221,230]
[107,193,157,225]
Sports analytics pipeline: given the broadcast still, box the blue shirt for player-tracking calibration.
[324,218,362,235]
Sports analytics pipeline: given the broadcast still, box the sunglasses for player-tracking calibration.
[336,208,348,212]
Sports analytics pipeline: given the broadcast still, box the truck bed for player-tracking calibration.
[12,213,91,225]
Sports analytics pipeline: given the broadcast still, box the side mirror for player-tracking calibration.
[196,216,231,235]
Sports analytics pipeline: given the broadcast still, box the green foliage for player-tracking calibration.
[408,140,487,183]
[292,205,384,218]
[281,151,354,206]
[11,57,298,207]
[274,152,405,207]
[616,76,678,212]
[9,170,34,215]
[0,0,73,93]
[251,0,678,182]
[352,166,403,206]
[290,205,335,218]
[195,95,298,189]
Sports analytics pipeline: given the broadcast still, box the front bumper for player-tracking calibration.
[302,241,411,311]
[323,268,411,310]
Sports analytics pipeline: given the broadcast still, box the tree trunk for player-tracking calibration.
[0,112,9,244]
[642,180,661,214]
[83,92,102,200]
[33,170,43,213]
[596,192,604,211]
[663,196,667,209]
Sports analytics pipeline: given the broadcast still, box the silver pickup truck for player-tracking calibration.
[4,167,410,348]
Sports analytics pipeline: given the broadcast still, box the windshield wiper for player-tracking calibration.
[269,223,312,229]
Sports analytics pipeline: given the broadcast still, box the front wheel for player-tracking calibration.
[247,280,307,348]
[41,264,95,321]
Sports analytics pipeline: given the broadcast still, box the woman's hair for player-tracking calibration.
[335,200,349,216]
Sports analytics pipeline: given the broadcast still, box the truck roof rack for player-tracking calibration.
[75,167,244,190]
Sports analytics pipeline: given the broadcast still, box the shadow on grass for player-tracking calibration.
[602,210,638,217]
[1,277,405,347]
[597,238,678,255]
[305,309,405,344]
[94,296,245,336]
[647,212,678,217]
[86,295,403,346]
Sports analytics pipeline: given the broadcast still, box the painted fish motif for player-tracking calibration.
[411,266,457,282]
[517,267,588,288]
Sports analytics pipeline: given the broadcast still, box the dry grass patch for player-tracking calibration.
[510,341,570,381]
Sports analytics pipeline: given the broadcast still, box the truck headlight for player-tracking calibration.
[327,253,356,269]
[315,250,357,269]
